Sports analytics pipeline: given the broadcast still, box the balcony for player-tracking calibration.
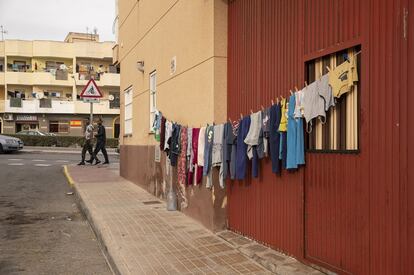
[5,71,33,85]
[5,98,120,115]
[75,72,120,87]
[32,41,73,58]
[39,98,52,108]
[74,41,114,59]
[5,71,73,86]
[6,99,74,114]
[74,100,119,115]
[5,40,33,56]
[32,71,72,86]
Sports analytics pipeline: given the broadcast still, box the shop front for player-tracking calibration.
[15,115,39,132]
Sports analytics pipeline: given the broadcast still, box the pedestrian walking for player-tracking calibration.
[93,118,109,165]
[78,119,95,165]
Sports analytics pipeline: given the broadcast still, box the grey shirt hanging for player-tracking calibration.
[317,74,335,111]
[302,81,326,124]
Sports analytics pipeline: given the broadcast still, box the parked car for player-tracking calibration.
[0,135,24,153]
[16,130,56,136]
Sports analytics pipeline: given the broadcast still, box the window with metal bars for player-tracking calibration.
[305,46,361,153]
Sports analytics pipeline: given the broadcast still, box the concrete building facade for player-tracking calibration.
[116,0,228,231]
[0,33,120,137]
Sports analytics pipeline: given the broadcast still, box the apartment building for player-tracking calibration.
[0,32,120,137]
[116,0,228,231]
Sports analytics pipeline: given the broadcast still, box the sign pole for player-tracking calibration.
[90,102,93,124]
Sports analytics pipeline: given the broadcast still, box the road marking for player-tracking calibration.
[56,160,69,163]
[8,163,24,166]
[8,159,23,161]
[34,164,52,167]
[32,160,46,162]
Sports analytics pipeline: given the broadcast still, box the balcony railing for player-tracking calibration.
[39,98,52,108]
[110,100,120,109]
[5,98,120,115]
[55,69,68,80]
[10,98,22,108]
[78,72,101,81]
[7,64,31,72]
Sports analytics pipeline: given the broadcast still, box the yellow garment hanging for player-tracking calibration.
[278,98,288,132]
[328,55,358,98]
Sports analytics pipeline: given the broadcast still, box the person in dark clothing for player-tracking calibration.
[93,118,109,165]
[78,119,95,165]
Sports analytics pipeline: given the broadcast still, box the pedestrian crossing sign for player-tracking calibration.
[80,79,103,98]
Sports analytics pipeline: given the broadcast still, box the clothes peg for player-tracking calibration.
[240,113,243,119]
[250,109,254,114]
[326,66,331,72]
[276,97,279,104]
[261,105,265,111]
[289,90,293,95]
[228,118,232,123]
[305,81,308,87]
[295,86,299,92]
[271,99,274,106]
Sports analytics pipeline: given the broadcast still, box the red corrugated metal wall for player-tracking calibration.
[227,0,412,274]
[227,0,304,258]
[407,2,413,275]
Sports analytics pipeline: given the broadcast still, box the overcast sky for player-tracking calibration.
[0,0,116,42]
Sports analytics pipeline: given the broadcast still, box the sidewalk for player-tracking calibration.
[65,164,324,275]
[23,146,118,155]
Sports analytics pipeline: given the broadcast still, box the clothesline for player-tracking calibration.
[235,50,361,121]
[153,53,359,190]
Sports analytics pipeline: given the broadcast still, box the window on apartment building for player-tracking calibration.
[149,71,157,132]
[305,46,360,152]
[49,121,69,133]
[124,86,133,136]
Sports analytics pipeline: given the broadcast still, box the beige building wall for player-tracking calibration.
[119,0,228,146]
[118,0,228,231]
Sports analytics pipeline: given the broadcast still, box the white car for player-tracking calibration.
[0,135,24,153]
[16,130,56,136]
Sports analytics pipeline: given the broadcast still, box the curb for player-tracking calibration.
[62,166,121,275]
[63,165,74,186]
[23,150,119,155]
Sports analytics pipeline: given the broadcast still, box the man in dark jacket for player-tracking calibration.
[93,118,109,165]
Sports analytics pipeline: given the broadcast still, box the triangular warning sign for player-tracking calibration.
[80,79,103,98]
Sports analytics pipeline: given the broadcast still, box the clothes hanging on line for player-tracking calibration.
[164,120,173,152]
[229,121,238,180]
[170,124,181,166]
[329,55,358,98]
[244,111,262,160]
[317,74,335,111]
[203,125,214,188]
[197,127,206,168]
[301,81,326,133]
[177,127,188,184]
[269,103,281,174]
[188,128,202,185]
[221,122,232,187]
[235,116,251,180]
[212,124,224,166]
[278,98,288,132]
[286,94,305,169]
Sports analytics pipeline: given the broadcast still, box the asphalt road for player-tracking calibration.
[0,151,119,275]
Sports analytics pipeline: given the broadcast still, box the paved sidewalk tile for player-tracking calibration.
[67,165,271,275]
